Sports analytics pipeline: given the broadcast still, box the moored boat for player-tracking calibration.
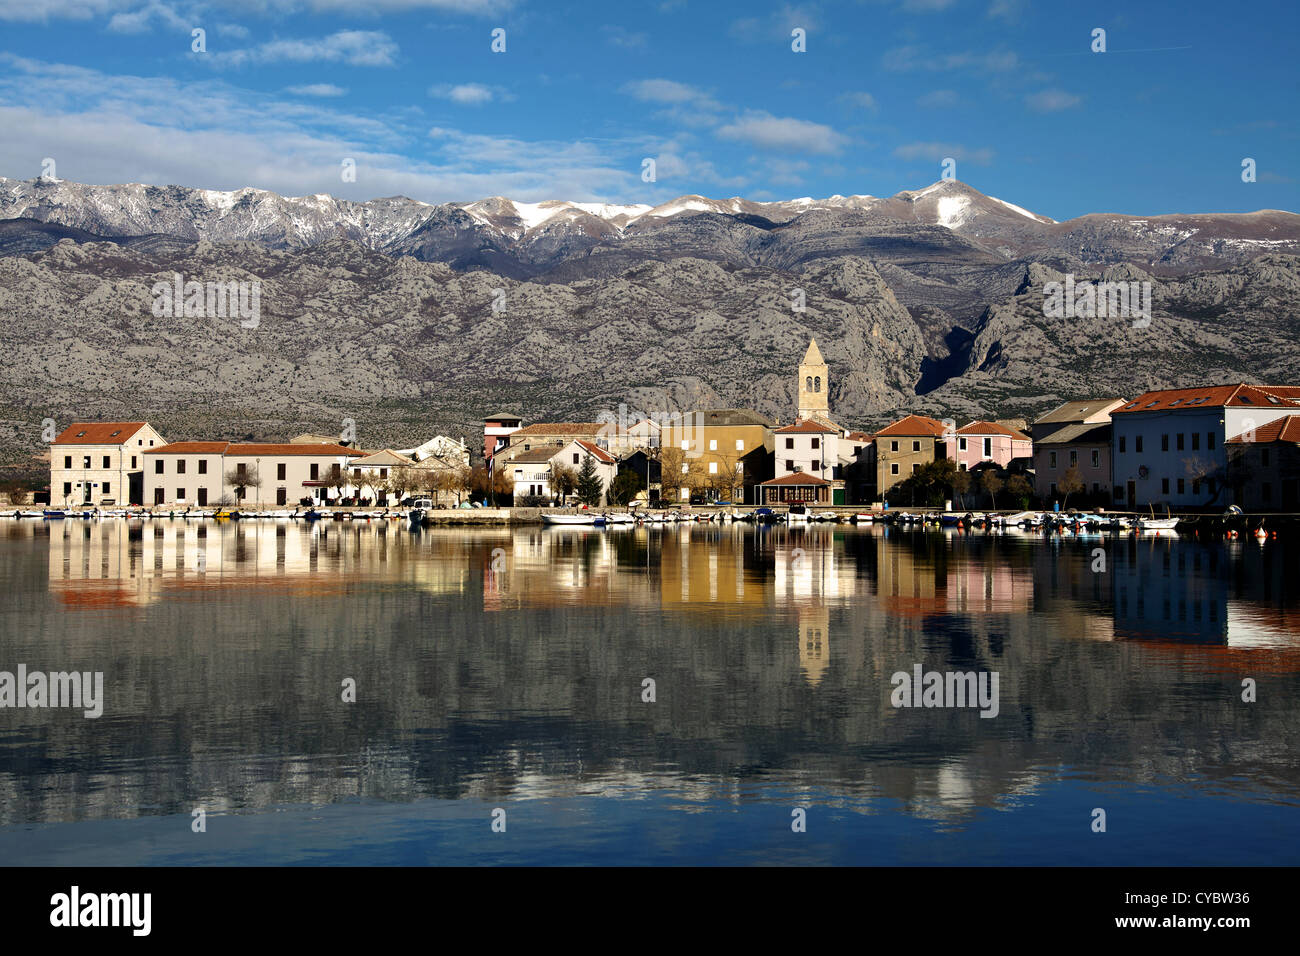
[542,513,600,526]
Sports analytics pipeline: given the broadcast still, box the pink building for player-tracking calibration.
[948,421,1032,472]
[483,412,523,462]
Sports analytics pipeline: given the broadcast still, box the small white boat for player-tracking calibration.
[19,509,45,518]
[1137,517,1179,533]
[187,510,215,519]
[0,510,18,518]
[603,513,636,525]
[542,513,600,526]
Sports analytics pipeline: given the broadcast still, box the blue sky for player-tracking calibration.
[0,0,1295,220]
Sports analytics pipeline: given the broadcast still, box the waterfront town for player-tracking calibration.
[25,340,1300,515]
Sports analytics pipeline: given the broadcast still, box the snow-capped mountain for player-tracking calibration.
[1,176,1296,279]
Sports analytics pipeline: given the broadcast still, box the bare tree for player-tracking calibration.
[1058,466,1085,508]
[224,463,261,504]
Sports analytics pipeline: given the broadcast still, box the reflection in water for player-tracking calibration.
[2,518,1298,864]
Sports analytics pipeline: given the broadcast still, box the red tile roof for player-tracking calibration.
[1227,415,1300,444]
[145,442,231,454]
[512,422,605,436]
[760,472,832,486]
[227,443,362,456]
[1114,384,1300,414]
[874,414,948,438]
[844,431,874,442]
[53,422,148,445]
[774,419,839,434]
[958,420,1031,440]
[574,439,616,463]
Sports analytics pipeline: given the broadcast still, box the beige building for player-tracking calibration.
[51,421,167,506]
[874,414,949,497]
[1031,398,1126,503]
[508,439,618,503]
[144,442,361,507]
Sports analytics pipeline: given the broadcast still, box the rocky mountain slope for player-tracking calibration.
[0,176,1296,464]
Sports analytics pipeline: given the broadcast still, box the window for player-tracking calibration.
[814,376,821,393]
[912,441,921,452]
[735,439,744,451]
[805,376,812,390]
[131,456,137,469]
[1161,434,1169,451]
[380,468,388,479]
[83,456,91,468]
[912,463,921,474]
[63,455,71,468]
[1162,478,1170,494]
[959,463,967,471]
[1091,449,1100,468]
[309,463,318,480]
[811,437,820,450]
[708,462,717,474]
[709,439,717,451]
[102,455,111,469]
[1136,436,1144,453]
[63,482,71,495]
[195,459,205,475]
[154,460,164,475]
[1192,433,1200,451]
[1177,479,1185,494]
[786,460,795,471]
[983,438,992,458]
[277,463,286,480]
[1176,433,1184,451]
[1119,436,1126,453]
[785,437,794,449]
[1069,450,1078,467]
[1192,479,1200,495]
[572,453,580,465]
[1208,432,1215,450]
[812,460,821,472]
[177,488,185,500]
[177,460,186,474]
[960,438,968,451]
[890,463,899,475]
[890,441,899,452]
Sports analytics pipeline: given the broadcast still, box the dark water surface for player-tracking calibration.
[1,518,1297,865]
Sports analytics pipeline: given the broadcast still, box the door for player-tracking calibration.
[198,488,208,506]
[276,488,287,506]
[84,483,93,504]
[1126,480,1136,508]
[154,488,165,505]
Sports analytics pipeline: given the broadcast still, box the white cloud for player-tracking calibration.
[0,55,639,203]
[917,89,959,108]
[894,142,994,165]
[1025,89,1082,112]
[882,45,1019,73]
[428,82,511,105]
[840,91,878,111]
[716,112,847,155]
[214,31,400,68]
[0,0,514,22]
[623,78,707,104]
[287,83,347,97]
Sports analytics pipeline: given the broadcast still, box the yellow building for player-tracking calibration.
[659,408,774,503]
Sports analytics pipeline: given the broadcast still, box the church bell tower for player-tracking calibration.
[797,339,830,421]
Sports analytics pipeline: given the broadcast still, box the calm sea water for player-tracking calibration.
[1,517,1297,866]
